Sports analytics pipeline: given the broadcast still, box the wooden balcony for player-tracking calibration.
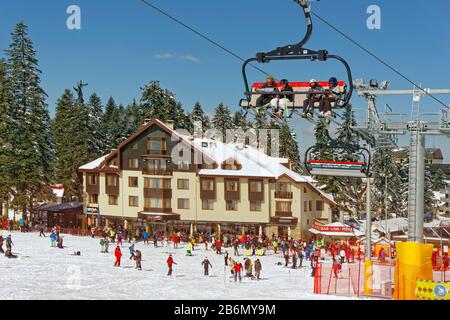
[275,191,293,199]
[275,211,293,217]
[142,168,173,176]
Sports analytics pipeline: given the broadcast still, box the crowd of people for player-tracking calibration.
[254,76,345,120]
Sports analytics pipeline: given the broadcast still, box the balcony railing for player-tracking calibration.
[275,211,292,217]
[142,168,173,176]
[275,191,293,199]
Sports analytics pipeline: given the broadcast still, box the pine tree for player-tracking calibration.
[371,147,403,219]
[5,22,54,214]
[52,89,79,200]
[277,124,302,173]
[212,103,233,139]
[232,110,252,131]
[0,59,14,207]
[430,168,446,191]
[188,102,211,134]
[101,97,120,152]
[85,93,104,158]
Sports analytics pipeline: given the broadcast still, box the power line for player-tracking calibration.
[310,10,449,109]
[137,0,269,76]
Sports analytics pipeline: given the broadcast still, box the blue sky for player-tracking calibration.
[1,0,450,159]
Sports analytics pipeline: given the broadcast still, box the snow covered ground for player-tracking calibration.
[0,231,358,300]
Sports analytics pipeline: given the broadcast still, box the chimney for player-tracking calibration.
[165,120,174,130]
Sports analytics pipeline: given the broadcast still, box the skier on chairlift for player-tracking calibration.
[319,76,345,119]
[302,79,325,119]
[270,79,293,118]
[255,75,279,108]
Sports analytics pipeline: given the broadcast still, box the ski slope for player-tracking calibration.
[0,231,357,300]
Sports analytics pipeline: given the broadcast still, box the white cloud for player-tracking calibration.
[153,53,200,64]
[180,54,200,64]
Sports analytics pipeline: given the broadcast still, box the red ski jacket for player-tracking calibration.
[114,248,122,258]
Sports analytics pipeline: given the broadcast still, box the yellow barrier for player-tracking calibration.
[394,242,434,300]
[416,279,450,300]
[364,259,373,295]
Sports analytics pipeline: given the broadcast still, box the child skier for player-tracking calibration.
[114,245,122,267]
[167,254,176,276]
[135,250,142,270]
[202,257,213,276]
[100,238,106,253]
[50,232,57,247]
[254,259,262,280]
[129,243,136,260]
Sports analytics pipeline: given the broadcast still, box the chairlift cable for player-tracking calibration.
[137,0,270,76]
[310,10,449,109]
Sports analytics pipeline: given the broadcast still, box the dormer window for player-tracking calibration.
[201,142,208,148]
[221,158,241,170]
[147,137,166,153]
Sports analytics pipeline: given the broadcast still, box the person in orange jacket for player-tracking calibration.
[114,245,122,267]
[167,254,177,276]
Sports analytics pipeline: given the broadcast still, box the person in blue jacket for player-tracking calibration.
[50,232,57,247]
[129,243,136,260]
[142,230,149,245]
[305,245,311,261]
[19,218,25,232]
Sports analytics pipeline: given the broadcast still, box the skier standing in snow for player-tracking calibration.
[100,238,106,253]
[224,251,229,266]
[153,233,158,247]
[135,250,142,270]
[5,234,13,251]
[167,254,176,276]
[129,243,136,260]
[202,257,213,276]
[39,221,46,237]
[233,239,239,256]
[233,261,243,282]
[50,231,57,247]
[254,259,262,280]
[114,245,122,267]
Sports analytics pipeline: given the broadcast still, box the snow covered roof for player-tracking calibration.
[192,138,335,205]
[373,217,408,233]
[77,119,336,205]
[79,154,109,170]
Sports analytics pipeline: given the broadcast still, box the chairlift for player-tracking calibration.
[239,0,353,125]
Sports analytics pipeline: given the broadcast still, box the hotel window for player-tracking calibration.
[177,198,189,210]
[146,159,167,170]
[316,200,324,211]
[147,137,166,152]
[309,201,312,211]
[222,163,240,170]
[144,178,171,189]
[88,194,98,204]
[276,201,291,213]
[276,182,291,192]
[201,179,214,191]
[177,179,189,190]
[144,197,171,209]
[87,174,97,185]
[250,201,262,212]
[202,199,214,210]
[106,174,118,187]
[225,180,239,192]
[303,201,308,212]
[128,177,138,188]
[177,162,190,170]
[304,187,308,193]
[128,158,139,169]
[108,195,118,206]
[226,200,238,211]
[249,180,263,193]
[129,196,139,207]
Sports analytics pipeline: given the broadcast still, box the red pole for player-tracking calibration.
[348,266,351,295]
[357,259,361,297]
[327,263,334,294]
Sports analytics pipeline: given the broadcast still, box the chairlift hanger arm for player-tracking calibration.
[256,0,314,62]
